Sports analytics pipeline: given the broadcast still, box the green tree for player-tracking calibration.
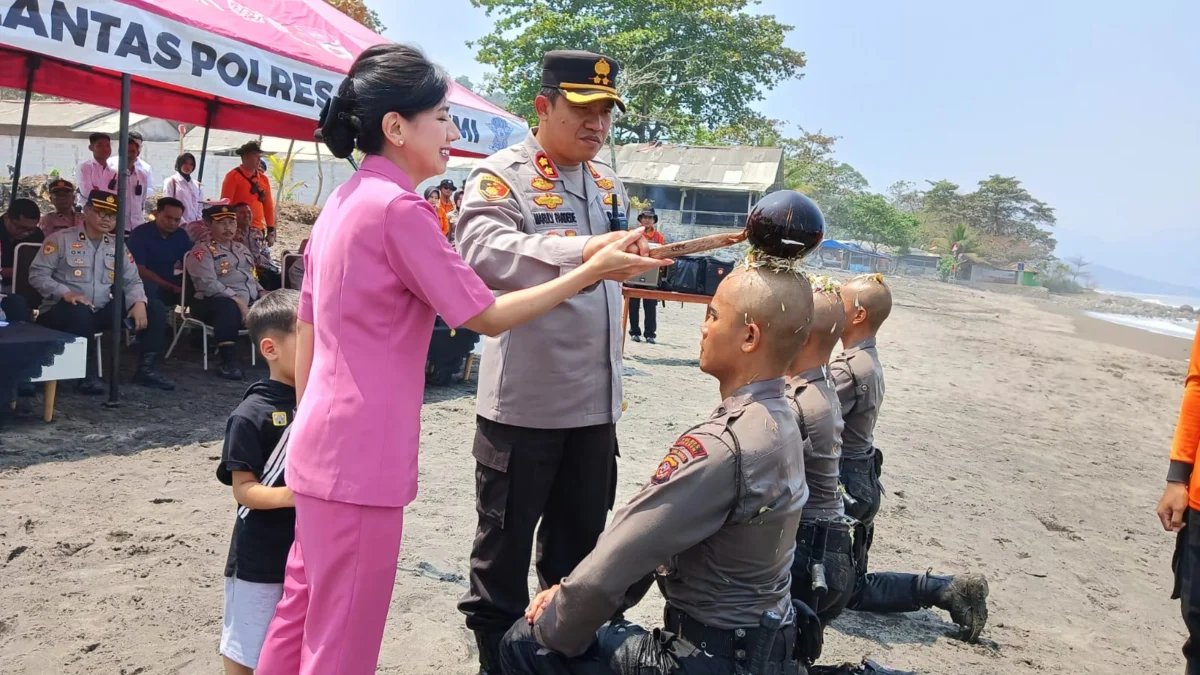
[841,193,920,252]
[455,75,476,92]
[324,0,385,32]
[963,175,1056,239]
[468,0,806,142]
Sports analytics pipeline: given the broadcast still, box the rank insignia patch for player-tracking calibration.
[478,173,511,202]
[534,152,560,180]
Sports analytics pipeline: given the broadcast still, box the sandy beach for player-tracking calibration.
[0,273,1193,674]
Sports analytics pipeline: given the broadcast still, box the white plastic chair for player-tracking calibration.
[165,266,256,370]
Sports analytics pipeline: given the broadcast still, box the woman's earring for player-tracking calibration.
[398,139,405,147]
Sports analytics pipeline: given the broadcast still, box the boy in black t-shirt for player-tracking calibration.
[216,289,300,674]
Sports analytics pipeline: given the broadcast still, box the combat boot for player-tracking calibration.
[474,630,504,675]
[215,344,244,381]
[133,352,176,391]
[918,571,989,642]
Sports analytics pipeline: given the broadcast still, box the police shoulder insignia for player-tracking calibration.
[42,241,57,255]
[650,435,709,485]
[193,249,205,262]
[478,173,512,202]
[587,161,602,180]
[534,152,560,180]
[271,411,288,427]
[530,176,555,192]
[532,193,564,210]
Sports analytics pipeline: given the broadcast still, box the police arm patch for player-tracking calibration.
[42,241,57,255]
[650,435,709,485]
[192,249,205,262]
[477,173,512,202]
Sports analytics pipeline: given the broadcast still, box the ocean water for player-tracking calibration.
[1096,289,1200,310]
[1084,312,1198,340]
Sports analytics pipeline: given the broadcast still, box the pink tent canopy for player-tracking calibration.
[0,0,527,156]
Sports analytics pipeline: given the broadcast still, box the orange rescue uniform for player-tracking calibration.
[1169,328,1200,510]
[221,166,275,232]
[436,198,453,237]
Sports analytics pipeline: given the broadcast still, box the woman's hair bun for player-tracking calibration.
[315,92,360,159]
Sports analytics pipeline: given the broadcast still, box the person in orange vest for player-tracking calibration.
[221,141,276,246]
[628,209,665,343]
[436,179,457,237]
[1159,327,1200,674]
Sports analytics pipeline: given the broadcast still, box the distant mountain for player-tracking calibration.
[1087,263,1200,297]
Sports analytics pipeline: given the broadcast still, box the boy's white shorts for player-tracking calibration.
[220,576,285,668]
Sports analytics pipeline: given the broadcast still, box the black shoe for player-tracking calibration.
[215,345,244,381]
[133,353,176,391]
[631,335,642,342]
[76,378,105,395]
[646,337,656,344]
[929,573,989,642]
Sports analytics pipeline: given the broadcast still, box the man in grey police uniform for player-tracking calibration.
[185,204,263,381]
[455,50,652,673]
[30,189,174,393]
[833,275,990,642]
[499,266,815,675]
[786,277,855,626]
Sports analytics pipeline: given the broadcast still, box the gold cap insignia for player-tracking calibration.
[592,58,611,86]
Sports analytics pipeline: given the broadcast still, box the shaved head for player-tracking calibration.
[843,274,892,331]
[724,267,815,368]
[808,289,846,352]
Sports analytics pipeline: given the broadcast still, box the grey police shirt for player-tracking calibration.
[455,132,629,430]
[184,239,262,304]
[29,226,147,312]
[533,379,809,657]
[788,366,846,521]
[830,337,885,461]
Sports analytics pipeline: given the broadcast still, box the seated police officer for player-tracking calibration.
[234,201,281,291]
[501,266,814,675]
[184,204,262,381]
[29,189,174,393]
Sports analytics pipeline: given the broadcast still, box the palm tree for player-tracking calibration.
[930,223,979,255]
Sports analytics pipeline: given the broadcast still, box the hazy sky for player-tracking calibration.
[374,0,1199,286]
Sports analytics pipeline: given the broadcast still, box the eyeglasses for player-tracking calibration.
[95,211,118,223]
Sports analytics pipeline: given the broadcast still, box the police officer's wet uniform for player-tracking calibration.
[29,189,174,393]
[835,337,989,641]
[787,366,856,625]
[184,204,262,380]
[455,51,633,671]
[501,379,809,675]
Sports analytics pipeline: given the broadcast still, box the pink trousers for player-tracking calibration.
[256,493,405,675]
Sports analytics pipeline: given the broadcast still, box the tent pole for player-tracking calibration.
[197,101,216,185]
[9,55,40,204]
[107,73,131,406]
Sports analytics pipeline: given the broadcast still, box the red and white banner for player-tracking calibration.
[0,0,526,156]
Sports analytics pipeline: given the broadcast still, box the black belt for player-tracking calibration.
[841,452,877,474]
[798,521,854,554]
[663,606,793,663]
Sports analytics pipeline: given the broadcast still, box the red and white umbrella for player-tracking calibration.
[0,0,527,156]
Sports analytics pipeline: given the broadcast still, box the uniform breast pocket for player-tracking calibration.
[67,257,91,281]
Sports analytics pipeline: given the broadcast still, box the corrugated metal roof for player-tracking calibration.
[614,143,783,192]
[0,101,111,128]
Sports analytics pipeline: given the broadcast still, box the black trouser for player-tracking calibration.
[501,613,803,675]
[257,266,281,291]
[144,276,182,308]
[843,449,935,614]
[628,298,657,339]
[36,298,167,356]
[1174,508,1200,674]
[191,296,243,344]
[459,418,618,642]
[792,521,857,625]
[1,294,32,324]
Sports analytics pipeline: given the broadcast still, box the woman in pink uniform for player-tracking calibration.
[255,45,665,675]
